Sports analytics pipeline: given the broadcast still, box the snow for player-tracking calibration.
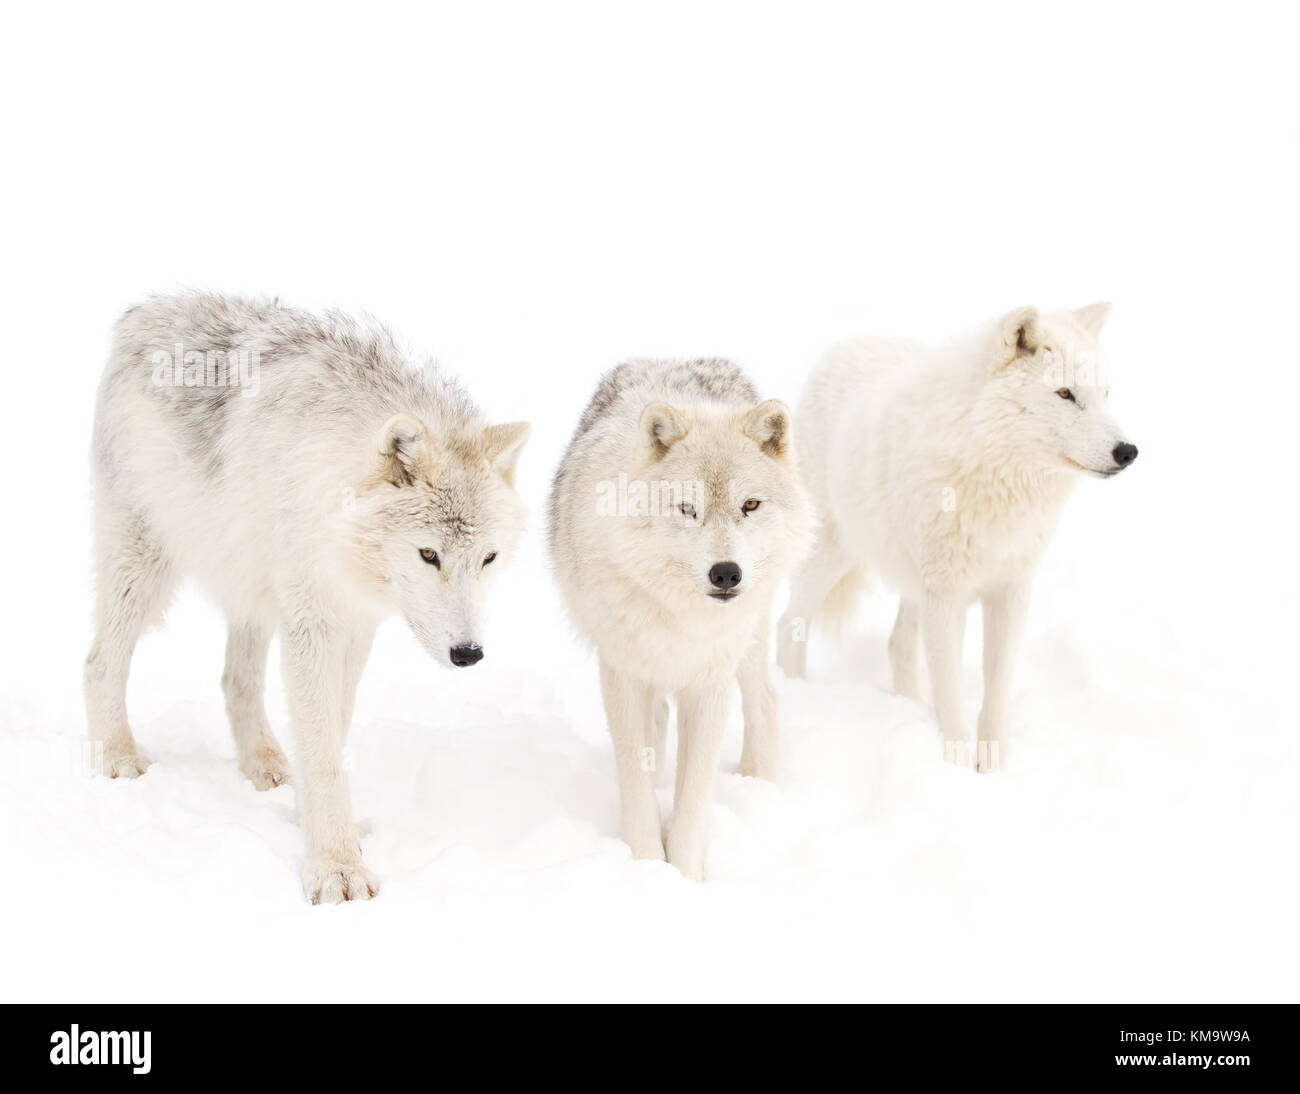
[2,2,1296,1001]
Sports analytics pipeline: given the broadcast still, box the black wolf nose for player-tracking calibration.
[709,561,742,589]
[450,644,484,667]
[1112,442,1139,468]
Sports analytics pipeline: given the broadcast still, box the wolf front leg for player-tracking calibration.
[222,620,291,790]
[338,623,377,741]
[667,678,731,881]
[976,579,1032,773]
[888,597,923,700]
[921,588,972,768]
[739,606,780,780]
[650,693,671,789]
[598,658,665,862]
[282,612,377,903]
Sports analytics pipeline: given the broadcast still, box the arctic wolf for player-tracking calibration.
[85,293,530,902]
[550,360,813,879]
[777,304,1138,771]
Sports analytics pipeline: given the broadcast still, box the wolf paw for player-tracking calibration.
[738,754,778,781]
[98,744,152,779]
[624,833,666,863]
[240,742,291,790]
[975,738,1005,774]
[303,860,378,904]
[891,676,923,701]
[942,738,976,770]
[665,830,706,882]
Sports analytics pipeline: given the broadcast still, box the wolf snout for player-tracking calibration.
[708,561,742,599]
[1112,442,1139,469]
[450,643,484,667]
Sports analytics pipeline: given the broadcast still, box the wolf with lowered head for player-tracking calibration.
[85,293,530,902]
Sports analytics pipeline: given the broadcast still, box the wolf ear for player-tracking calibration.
[640,401,689,459]
[1074,301,1112,337]
[377,413,434,487]
[993,305,1041,369]
[482,421,531,486]
[744,399,793,459]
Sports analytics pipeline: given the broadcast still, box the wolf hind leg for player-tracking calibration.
[83,505,178,777]
[739,605,780,780]
[222,620,290,789]
[777,531,857,678]
[889,597,923,700]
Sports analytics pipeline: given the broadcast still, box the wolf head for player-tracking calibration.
[983,302,1138,478]
[356,414,530,668]
[615,398,813,608]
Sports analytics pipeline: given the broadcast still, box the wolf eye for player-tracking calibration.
[1056,388,1076,402]
[483,552,497,567]
[742,498,762,515]
[679,502,697,519]
[419,548,440,568]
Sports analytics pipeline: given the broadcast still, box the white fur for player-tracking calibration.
[84,293,530,902]
[550,360,814,879]
[777,304,1137,771]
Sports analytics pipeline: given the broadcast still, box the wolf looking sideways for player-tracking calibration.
[778,304,1138,771]
[85,294,530,902]
[550,360,813,880]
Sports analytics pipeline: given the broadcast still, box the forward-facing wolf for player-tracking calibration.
[550,360,813,880]
[777,304,1138,771]
[85,293,530,902]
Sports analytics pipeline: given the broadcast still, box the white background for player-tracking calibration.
[1,1,1296,1001]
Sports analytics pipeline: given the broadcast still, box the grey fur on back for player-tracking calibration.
[568,358,759,445]
[554,358,758,485]
[97,292,482,482]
